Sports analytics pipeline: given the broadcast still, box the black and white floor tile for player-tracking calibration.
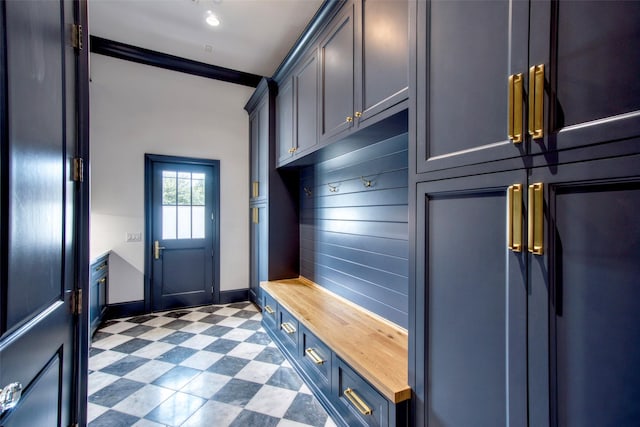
[88,302,337,427]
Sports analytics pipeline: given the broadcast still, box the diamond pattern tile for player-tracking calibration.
[89,302,337,427]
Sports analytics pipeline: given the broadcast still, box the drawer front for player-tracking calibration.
[277,306,299,354]
[262,292,278,329]
[301,326,332,394]
[334,356,389,427]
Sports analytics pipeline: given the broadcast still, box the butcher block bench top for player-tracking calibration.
[261,277,411,403]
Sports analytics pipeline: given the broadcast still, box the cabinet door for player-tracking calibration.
[528,155,640,427]
[277,76,295,165]
[294,49,319,156]
[415,170,527,426]
[249,109,264,202]
[320,2,355,142]
[355,0,408,127]
[415,0,529,174]
[529,0,640,157]
[249,205,267,305]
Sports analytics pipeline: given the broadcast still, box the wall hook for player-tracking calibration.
[360,176,373,188]
[303,187,313,197]
[328,183,339,193]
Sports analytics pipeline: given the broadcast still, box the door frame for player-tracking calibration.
[144,154,221,312]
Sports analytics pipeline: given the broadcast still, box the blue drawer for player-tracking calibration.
[277,305,299,355]
[300,326,332,395]
[333,355,389,427]
[262,291,278,329]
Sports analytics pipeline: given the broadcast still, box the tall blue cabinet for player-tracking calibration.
[245,79,299,305]
[411,1,640,426]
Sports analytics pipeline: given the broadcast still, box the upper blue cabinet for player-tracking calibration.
[414,0,640,176]
[277,0,409,167]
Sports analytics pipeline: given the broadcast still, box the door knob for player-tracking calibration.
[0,382,22,413]
[153,240,166,259]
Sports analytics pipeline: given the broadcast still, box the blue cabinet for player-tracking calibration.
[90,254,109,336]
[276,0,409,168]
[411,1,640,425]
[245,79,299,305]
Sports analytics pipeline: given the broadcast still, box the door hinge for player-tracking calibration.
[72,24,83,50]
[73,157,84,182]
[71,289,82,315]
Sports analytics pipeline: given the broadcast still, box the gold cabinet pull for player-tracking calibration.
[507,184,523,252]
[153,240,166,260]
[95,263,107,272]
[98,277,107,284]
[346,116,353,123]
[354,111,362,118]
[264,305,275,315]
[281,322,296,334]
[344,388,372,415]
[508,73,524,143]
[252,181,259,198]
[305,348,325,365]
[287,147,295,154]
[252,207,259,224]
[528,64,545,139]
[528,183,544,255]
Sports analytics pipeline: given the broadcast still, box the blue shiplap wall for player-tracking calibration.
[299,134,409,328]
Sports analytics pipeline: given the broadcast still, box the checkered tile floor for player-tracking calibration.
[88,302,337,427]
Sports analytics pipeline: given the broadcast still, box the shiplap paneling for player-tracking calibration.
[300,133,408,327]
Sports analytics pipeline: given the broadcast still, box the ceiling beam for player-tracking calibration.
[90,36,263,87]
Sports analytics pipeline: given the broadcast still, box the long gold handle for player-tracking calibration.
[153,240,166,259]
[344,388,372,415]
[305,348,325,365]
[264,305,275,315]
[528,183,544,255]
[281,322,296,334]
[252,207,259,224]
[252,181,259,198]
[528,64,544,139]
[507,184,523,252]
[508,74,523,143]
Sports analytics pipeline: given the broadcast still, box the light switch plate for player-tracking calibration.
[125,232,142,242]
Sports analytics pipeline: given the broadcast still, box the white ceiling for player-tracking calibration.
[89,0,324,77]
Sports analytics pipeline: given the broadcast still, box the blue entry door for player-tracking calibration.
[150,159,218,311]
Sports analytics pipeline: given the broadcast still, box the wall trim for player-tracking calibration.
[104,300,146,321]
[90,35,262,87]
[219,289,249,304]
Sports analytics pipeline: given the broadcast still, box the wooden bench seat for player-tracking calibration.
[261,277,410,403]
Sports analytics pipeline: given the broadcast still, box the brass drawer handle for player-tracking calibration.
[98,277,107,284]
[528,64,544,139]
[508,73,523,143]
[252,181,259,198]
[528,183,544,255]
[507,184,523,252]
[281,322,296,334]
[305,348,325,365]
[344,387,372,415]
[264,305,275,315]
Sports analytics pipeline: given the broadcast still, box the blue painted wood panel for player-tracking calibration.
[299,134,408,328]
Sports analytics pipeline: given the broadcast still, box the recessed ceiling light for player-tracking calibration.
[205,10,220,27]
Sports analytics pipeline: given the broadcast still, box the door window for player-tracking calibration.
[162,170,206,239]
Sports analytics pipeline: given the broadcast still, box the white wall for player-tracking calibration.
[90,54,254,304]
